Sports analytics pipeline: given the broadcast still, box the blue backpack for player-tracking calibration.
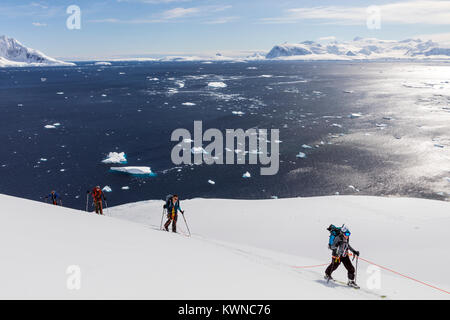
[327,224,342,249]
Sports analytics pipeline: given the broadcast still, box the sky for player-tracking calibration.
[1,0,450,59]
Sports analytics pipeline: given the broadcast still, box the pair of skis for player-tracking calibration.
[159,207,191,237]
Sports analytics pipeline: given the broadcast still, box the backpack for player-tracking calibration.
[327,224,342,250]
[164,194,173,209]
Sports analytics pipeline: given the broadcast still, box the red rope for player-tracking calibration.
[352,255,450,295]
[292,254,450,295]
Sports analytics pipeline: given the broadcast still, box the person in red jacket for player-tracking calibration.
[89,186,106,215]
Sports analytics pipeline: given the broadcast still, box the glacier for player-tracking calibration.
[0,35,75,67]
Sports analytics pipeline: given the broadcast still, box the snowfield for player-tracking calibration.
[0,193,449,299]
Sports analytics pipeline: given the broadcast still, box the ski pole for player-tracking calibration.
[181,211,191,237]
[160,208,165,230]
[85,192,89,212]
[355,256,359,283]
[104,200,108,216]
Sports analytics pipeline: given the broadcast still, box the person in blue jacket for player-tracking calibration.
[163,194,184,232]
[45,190,62,206]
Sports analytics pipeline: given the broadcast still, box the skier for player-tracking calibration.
[325,225,360,288]
[163,194,184,233]
[45,190,62,206]
[88,186,107,215]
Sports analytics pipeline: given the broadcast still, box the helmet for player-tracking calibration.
[341,225,351,237]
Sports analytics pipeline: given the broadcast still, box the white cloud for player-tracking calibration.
[32,22,47,27]
[203,16,239,24]
[91,5,232,24]
[262,1,450,25]
[161,7,200,19]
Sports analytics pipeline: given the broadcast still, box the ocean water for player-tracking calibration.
[0,61,449,209]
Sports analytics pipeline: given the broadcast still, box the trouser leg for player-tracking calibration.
[164,214,172,231]
[325,257,341,276]
[172,214,178,232]
[341,255,355,280]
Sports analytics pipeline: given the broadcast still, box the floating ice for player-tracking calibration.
[208,82,227,88]
[348,185,360,192]
[40,78,47,82]
[259,75,273,78]
[175,80,185,88]
[208,180,216,185]
[331,123,342,128]
[121,186,130,190]
[242,171,251,178]
[94,62,111,66]
[232,111,245,115]
[349,113,362,119]
[296,152,307,158]
[56,92,64,95]
[302,144,313,149]
[40,158,47,162]
[110,166,155,176]
[44,125,56,129]
[434,144,444,148]
[182,102,196,106]
[102,152,127,164]
[102,186,112,192]
[343,90,354,94]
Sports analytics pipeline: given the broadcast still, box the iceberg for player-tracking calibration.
[242,171,251,178]
[296,152,307,158]
[102,186,112,192]
[208,180,216,185]
[110,166,156,176]
[208,82,227,88]
[102,152,127,164]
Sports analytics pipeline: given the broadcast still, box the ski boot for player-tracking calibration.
[347,280,360,289]
[324,274,334,282]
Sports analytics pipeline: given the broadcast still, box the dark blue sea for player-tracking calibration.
[1,60,449,209]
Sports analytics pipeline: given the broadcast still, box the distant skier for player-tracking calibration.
[88,186,107,215]
[45,190,62,206]
[163,194,184,233]
[325,225,360,288]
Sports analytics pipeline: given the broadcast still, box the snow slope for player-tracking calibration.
[0,193,449,299]
[0,35,75,67]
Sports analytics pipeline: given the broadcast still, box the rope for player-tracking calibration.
[292,254,450,295]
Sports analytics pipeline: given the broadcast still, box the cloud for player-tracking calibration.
[262,1,450,25]
[91,5,232,24]
[161,7,200,19]
[32,22,47,27]
[203,16,239,24]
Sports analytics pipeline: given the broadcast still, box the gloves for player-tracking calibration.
[163,204,167,209]
[104,197,107,201]
[181,210,185,214]
[354,251,360,256]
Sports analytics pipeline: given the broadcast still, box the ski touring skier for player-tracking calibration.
[325,225,360,288]
[88,186,107,215]
[45,190,62,206]
[163,194,184,233]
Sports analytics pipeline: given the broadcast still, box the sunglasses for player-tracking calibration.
[344,232,351,236]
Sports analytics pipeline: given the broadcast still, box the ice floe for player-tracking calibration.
[208,180,216,185]
[296,152,307,158]
[102,186,112,192]
[182,102,196,106]
[242,171,251,178]
[102,152,127,164]
[110,166,155,176]
[208,82,227,88]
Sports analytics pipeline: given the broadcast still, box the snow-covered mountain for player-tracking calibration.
[0,35,75,67]
[266,37,450,60]
[1,193,449,299]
